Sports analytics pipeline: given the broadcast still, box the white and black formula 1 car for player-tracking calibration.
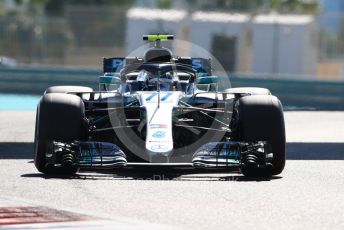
[34,34,286,177]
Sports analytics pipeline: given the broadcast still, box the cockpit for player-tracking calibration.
[99,34,216,94]
[123,70,191,92]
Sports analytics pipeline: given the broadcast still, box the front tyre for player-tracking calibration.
[34,93,86,175]
[234,95,286,177]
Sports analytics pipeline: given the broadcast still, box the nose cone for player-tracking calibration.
[146,149,173,163]
[141,91,181,163]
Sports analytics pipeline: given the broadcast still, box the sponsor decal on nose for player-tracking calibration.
[150,124,167,129]
[151,145,168,151]
[152,131,166,138]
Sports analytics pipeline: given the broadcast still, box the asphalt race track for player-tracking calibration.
[0,111,344,229]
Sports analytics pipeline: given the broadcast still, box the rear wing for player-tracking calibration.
[103,57,211,75]
[175,57,212,76]
[103,57,144,73]
[103,57,124,73]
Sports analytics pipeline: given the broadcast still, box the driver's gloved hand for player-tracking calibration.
[137,70,149,91]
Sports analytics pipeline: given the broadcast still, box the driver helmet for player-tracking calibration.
[159,77,173,91]
[148,73,174,91]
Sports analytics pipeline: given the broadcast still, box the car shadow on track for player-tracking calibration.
[5,141,343,181]
[287,142,344,160]
[21,167,282,182]
[2,142,344,160]
[0,142,34,159]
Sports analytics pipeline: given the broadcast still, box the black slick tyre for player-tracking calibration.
[235,95,286,177]
[34,93,86,175]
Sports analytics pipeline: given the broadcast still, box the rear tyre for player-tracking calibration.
[44,86,93,94]
[234,95,286,177]
[224,87,271,95]
[34,93,86,175]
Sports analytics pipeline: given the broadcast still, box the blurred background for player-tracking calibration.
[0,0,343,110]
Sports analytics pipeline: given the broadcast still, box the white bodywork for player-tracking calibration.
[139,91,182,161]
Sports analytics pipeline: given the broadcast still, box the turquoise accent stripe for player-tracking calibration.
[99,75,121,84]
[196,76,218,84]
[196,73,208,78]
[161,93,173,101]
[146,92,157,101]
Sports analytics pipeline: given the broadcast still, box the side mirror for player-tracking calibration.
[195,76,218,84]
[195,76,218,92]
[99,74,121,91]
